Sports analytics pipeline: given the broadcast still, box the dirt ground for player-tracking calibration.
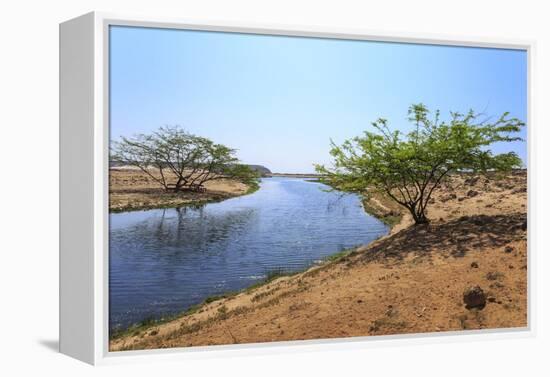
[109,167,251,212]
[110,171,527,351]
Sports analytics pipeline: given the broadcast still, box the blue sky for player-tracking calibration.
[110,26,527,173]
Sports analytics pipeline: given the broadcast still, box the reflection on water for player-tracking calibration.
[109,177,388,331]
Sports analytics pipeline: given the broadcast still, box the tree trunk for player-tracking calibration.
[410,207,429,225]
[172,176,185,192]
[414,214,430,224]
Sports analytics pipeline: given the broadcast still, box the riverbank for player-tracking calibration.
[109,168,258,212]
[110,171,527,351]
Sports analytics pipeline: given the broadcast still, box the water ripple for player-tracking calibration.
[109,177,388,330]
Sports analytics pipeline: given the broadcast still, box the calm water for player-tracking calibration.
[109,177,388,331]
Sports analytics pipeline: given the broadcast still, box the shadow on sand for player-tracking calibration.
[352,213,527,263]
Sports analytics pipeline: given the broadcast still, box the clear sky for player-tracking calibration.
[110,26,527,173]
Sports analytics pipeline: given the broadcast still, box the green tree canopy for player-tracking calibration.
[111,126,258,192]
[316,104,524,224]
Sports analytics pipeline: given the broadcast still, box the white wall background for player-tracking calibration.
[0,0,548,375]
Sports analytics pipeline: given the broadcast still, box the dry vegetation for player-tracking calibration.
[109,167,253,212]
[110,171,527,351]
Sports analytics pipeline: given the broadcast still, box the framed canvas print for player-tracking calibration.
[59,12,534,365]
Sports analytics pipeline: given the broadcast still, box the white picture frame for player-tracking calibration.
[59,11,536,365]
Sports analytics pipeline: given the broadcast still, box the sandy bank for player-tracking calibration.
[110,171,527,351]
[109,168,255,212]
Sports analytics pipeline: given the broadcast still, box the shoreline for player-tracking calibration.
[110,171,527,351]
[110,244,374,340]
[110,183,260,214]
[109,179,402,339]
[109,168,259,213]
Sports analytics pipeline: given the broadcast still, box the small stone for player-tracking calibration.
[470,261,479,268]
[385,305,397,317]
[486,271,503,281]
[504,246,514,253]
[463,285,487,309]
[441,193,457,202]
[465,177,479,186]
[467,190,479,197]
[487,297,496,303]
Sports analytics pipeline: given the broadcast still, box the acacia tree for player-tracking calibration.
[315,104,524,224]
[111,126,258,192]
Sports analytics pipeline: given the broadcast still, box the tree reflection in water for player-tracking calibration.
[109,178,388,331]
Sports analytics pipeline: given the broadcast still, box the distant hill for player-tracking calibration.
[110,161,272,177]
[247,165,272,177]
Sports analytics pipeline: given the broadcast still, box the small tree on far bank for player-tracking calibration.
[315,104,524,225]
[111,126,258,192]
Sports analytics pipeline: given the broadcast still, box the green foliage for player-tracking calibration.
[111,126,259,192]
[323,248,353,262]
[316,104,524,224]
[223,163,260,187]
